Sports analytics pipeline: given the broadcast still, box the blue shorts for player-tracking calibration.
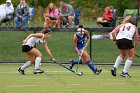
[77,46,84,51]
[74,46,84,51]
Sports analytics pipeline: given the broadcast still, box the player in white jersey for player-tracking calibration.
[17,28,55,75]
[110,16,139,77]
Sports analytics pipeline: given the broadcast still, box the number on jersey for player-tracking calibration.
[122,26,131,31]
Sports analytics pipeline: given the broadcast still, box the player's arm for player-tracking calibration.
[73,34,80,56]
[23,33,44,44]
[110,24,122,40]
[43,42,55,61]
[85,30,90,47]
[134,26,139,51]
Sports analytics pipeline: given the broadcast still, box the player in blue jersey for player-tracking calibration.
[70,25,102,75]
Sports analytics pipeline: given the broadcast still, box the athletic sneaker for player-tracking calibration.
[94,68,102,75]
[111,67,117,76]
[69,59,74,69]
[17,67,25,75]
[33,69,44,74]
[121,71,131,78]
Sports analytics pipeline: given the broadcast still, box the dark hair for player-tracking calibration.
[41,28,52,34]
[60,0,66,3]
[78,25,83,28]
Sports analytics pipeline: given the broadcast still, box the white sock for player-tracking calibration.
[35,57,42,70]
[21,61,32,70]
[114,56,123,69]
[123,59,132,73]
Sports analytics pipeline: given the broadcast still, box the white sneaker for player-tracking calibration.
[33,69,44,74]
[121,72,131,78]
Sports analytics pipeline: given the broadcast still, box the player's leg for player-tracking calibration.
[69,49,83,69]
[69,59,82,69]
[82,50,102,75]
[121,48,134,77]
[18,53,35,75]
[116,50,126,68]
[28,48,44,74]
[111,50,126,76]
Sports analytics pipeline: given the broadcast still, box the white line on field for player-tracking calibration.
[0,68,140,75]
[46,70,72,72]
[0,72,17,74]
[68,84,83,86]
[7,85,38,87]
[102,83,126,85]
[0,70,71,74]
[0,69,140,74]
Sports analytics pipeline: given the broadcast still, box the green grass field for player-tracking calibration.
[0,30,140,93]
[1,18,140,93]
[0,64,140,93]
[1,31,140,63]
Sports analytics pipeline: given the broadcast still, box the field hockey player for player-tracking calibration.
[17,28,55,75]
[110,16,139,78]
[70,25,102,75]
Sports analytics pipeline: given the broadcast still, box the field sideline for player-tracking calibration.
[0,64,140,93]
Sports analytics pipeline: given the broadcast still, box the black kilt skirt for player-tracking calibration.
[116,38,134,50]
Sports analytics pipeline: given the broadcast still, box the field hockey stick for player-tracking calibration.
[76,44,87,72]
[54,61,83,76]
[134,53,140,58]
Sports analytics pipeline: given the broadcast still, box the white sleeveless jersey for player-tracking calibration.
[116,23,136,40]
[25,34,45,47]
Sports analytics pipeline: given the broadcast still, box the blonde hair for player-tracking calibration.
[123,16,134,24]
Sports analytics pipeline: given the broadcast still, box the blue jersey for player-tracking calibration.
[76,32,87,50]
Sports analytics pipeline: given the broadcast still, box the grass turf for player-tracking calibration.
[0,64,140,93]
[1,31,140,63]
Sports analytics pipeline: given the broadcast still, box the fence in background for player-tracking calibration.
[0,27,140,65]
[0,27,115,59]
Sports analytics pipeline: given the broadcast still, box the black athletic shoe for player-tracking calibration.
[33,69,44,74]
[94,68,102,75]
[111,67,117,76]
[17,67,25,75]
[121,71,131,78]
[69,59,74,69]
